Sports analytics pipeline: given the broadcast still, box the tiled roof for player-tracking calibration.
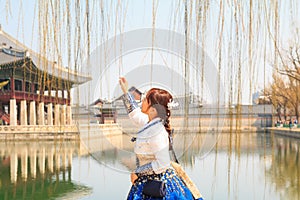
[0,29,91,84]
[0,49,24,65]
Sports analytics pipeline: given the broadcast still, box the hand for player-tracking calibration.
[119,77,128,94]
[130,173,138,184]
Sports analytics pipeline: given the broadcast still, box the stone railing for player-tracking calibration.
[0,125,78,134]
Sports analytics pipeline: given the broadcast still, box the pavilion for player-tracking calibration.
[0,27,91,128]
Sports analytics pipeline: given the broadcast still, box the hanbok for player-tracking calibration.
[123,96,203,200]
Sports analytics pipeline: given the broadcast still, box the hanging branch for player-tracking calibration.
[184,0,189,121]
[277,44,300,82]
[278,69,300,82]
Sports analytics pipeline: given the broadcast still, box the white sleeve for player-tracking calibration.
[150,130,171,173]
[128,108,149,128]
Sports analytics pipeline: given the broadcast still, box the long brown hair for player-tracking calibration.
[146,88,173,136]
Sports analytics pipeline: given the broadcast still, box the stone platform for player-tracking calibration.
[267,127,300,139]
[0,125,79,140]
[0,123,123,141]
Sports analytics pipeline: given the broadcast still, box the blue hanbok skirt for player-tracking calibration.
[127,168,203,200]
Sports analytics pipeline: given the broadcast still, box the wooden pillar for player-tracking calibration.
[38,102,45,125]
[10,76,15,99]
[47,103,53,125]
[29,101,36,125]
[9,99,17,126]
[55,87,58,101]
[67,89,71,105]
[20,100,27,125]
[31,82,35,93]
[54,104,60,125]
[22,79,25,92]
[62,89,65,99]
[40,84,44,102]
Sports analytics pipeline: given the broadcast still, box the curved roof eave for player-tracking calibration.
[0,29,91,85]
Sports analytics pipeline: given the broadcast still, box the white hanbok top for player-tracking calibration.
[129,108,171,174]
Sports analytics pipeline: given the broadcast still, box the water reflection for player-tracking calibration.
[0,131,299,199]
[81,130,300,200]
[265,135,300,200]
[190,132,300,200]
[0,140,91,200]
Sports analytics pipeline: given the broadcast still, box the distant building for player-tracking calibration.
[0,28,90,126]
[252,91,260,105]
[253,90,271,105]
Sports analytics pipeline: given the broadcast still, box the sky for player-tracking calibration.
[1,0,299,105]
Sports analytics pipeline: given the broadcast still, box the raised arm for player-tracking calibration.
[119,77,148,127]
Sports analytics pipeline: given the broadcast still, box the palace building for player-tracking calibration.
[0,27,90,128]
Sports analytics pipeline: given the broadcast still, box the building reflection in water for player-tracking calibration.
[85,129,300,200]
[0,140,91,200]
[15,124,295,200]
[265,135,300,200]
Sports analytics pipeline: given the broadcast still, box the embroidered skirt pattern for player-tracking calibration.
[127,168,203,200]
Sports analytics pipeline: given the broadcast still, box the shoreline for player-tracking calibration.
[0,123,267,141]
[2,122,300,141]
[267,127,300,139]
[0,123,122,141]
[0,125,79,140]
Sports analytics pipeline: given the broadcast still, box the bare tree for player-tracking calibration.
[278,45,300,81]
[264,74,289,121]
[272,31,300,122]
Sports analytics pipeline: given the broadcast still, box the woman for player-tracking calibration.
[119,77,202,200]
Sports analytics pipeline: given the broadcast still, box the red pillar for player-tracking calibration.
[22,79,26,99]
[67,89,71,106]
[31,82,35,94]
[62,88,65,105]
[22,80,25,92]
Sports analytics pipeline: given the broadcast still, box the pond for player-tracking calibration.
[0,129,299,200]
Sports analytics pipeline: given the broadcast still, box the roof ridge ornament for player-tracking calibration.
[25,50,30,57]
